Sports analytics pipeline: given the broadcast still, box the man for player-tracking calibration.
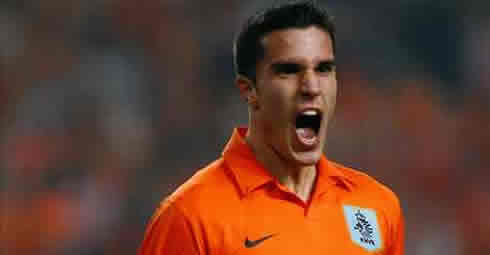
[138,1,404,254]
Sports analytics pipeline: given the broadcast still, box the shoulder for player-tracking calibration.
[140,159,235,255]
[143,158,241,253]
[331,161,402,215]
[331,162,404,251]
[156,157,240,220]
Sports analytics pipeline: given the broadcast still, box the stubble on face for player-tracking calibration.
[250,26,337,170]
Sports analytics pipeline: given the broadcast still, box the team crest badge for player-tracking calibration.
[343,205,382,251]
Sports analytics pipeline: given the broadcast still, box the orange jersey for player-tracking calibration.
[139,128,404,255]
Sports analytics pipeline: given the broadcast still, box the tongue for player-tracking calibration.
[296,128,316,145]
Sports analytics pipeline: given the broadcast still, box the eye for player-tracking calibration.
[316,62,335,74]
[272,63,301,75]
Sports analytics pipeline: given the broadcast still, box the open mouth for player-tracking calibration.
[295,110,322,146]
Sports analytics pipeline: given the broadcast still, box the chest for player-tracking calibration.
[217,196,388,255]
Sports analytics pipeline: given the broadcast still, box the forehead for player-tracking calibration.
[260,26,334,63]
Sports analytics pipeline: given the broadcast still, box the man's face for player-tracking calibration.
[253,26,337,166]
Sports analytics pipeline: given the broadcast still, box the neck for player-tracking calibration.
[245,124,317,203]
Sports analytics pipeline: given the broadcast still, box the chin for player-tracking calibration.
[292,150,322,166]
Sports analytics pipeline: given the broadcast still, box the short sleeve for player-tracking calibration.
[388,197,405,255]
[138,200,206,255]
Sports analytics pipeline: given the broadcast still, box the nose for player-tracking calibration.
[300,70,320,97]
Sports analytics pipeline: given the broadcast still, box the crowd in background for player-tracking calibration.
[2,0,490,254]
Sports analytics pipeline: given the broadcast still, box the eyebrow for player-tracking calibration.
[318,60,336,66]
[270,62,302,73]
[270,59,336,72]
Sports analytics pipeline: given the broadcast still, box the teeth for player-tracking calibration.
[302,110,318,116]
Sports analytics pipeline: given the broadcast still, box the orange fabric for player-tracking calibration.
[138,128,404,255]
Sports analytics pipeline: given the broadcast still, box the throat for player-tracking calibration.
[280,166,317,203]
[245,127,317,202]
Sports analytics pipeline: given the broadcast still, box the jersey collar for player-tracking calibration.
[222,128,355,197]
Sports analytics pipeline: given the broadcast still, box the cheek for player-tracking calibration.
[322,80,337,114]
[325,79,337,101]
[327,86,337,104]
[261,82,294,112]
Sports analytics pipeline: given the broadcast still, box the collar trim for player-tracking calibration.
[223,128,355,197]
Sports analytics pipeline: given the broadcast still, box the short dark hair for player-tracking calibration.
[233,0,336,81]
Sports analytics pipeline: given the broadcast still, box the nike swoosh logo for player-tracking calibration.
[244,234,276,248]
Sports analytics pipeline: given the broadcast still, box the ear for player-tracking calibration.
[236,75,259,109]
